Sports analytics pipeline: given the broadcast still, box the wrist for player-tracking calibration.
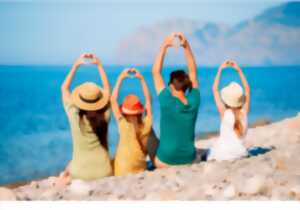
[73,63,80,69]
[95,62,102,67]
[235,67,241,72]
[183,41,190,49]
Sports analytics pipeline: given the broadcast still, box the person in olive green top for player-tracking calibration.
[151,32,200,168]
[57,53,113,185]
[111,68,153,176]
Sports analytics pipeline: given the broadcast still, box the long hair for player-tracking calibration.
[78,105,109,150]
[225,105,244,138]
[123,113,144,137]
[123,113,146,154]
[232,108,244,138]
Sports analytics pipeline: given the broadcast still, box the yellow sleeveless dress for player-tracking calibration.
[114,116,152,176]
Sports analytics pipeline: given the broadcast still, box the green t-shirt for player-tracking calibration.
[156,88,200,165]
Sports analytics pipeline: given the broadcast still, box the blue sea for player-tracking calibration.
[1,65,300,185]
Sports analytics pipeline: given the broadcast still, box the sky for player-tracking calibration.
[0,0,294,65]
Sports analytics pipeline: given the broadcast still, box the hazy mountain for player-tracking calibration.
[115,2,300,66]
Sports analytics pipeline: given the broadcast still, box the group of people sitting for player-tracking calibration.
[57,32,251,185]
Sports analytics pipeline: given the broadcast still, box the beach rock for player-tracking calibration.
[68,180,92,197]
[289,185,300,200]
[235,175,266,195]
[0,187,16,200]
[223,185,236,199]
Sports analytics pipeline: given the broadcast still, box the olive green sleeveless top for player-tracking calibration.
[63,96,112,180]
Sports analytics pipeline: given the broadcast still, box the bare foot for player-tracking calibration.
[55,172,71,187]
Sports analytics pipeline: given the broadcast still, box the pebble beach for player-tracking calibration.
[1,113,300,201]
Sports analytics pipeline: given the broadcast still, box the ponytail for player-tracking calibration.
[232,108,244,138]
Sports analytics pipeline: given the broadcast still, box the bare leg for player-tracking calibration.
[154,157,171,168]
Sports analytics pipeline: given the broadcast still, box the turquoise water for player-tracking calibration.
[0,65,300,185]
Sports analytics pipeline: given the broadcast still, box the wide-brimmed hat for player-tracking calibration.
[121,94,145,115]
[72,82,109,111]
[221,82,245,108]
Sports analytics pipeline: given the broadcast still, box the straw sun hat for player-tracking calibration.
[72,82,109,111]
[221,82,245,108]
[121,94,145,115]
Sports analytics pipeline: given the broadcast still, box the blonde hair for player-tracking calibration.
[225,105,244,138]
[232,108,244,138]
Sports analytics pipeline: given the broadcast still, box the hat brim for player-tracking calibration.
[121,106,145,115]
[221,94,245,108]
[72,85,109,111]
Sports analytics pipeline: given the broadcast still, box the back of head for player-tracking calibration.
[169,70,192,92]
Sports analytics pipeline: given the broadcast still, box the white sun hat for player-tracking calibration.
[221,82,245,108]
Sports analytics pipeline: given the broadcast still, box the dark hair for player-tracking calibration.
[78,105,109,150]
[168,70,192,92]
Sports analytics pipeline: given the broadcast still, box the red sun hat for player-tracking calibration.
[121,94,145,115]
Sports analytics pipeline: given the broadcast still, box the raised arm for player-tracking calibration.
[213,61,227,117]
[134,69,152,119]
[61,55,85,100]
[177,32,198,88]
[78,53,110,94]
[152,34,174,94]
[111,69,129,120]
[89,54,110,94]
[231,61,250,113]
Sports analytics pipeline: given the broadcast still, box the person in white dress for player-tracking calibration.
[208,60,251,161]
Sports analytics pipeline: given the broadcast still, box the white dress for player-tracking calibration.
[208,109,248,161]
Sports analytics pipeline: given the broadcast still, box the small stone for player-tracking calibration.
[223,185,236,199]
[289,186,300,199]
[68,180,92,197]
[237,175,266,195]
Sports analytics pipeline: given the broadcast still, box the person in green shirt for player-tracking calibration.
[57,53,113,185]
[151,32,200,167]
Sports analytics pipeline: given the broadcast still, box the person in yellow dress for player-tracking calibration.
[111,68,153,176]
[57,53,113,185]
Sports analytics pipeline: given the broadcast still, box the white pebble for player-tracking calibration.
[223,185,236,199]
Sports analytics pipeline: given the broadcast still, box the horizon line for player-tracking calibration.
[0,64,299,68]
